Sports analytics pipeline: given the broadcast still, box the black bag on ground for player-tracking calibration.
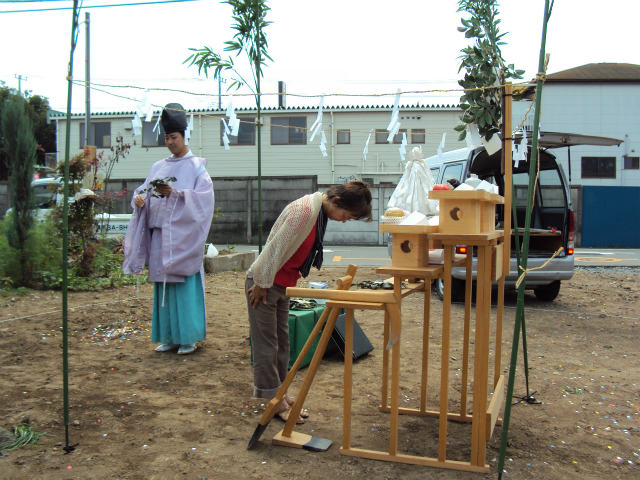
[326,313,373,361]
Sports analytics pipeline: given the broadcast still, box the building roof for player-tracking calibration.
[546,63,640,83]
[49,103,460,119]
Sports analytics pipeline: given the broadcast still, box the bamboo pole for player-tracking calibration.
[495,81,513,387]
[497,1,554,478]
[61,0,80,454]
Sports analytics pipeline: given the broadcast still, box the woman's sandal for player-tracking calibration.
[275,407,305,425]
[285,395,310,419]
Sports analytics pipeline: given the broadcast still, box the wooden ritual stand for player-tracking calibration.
[335,219,503,473]
[260,194,507,473]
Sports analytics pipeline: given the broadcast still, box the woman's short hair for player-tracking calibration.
[325,180,372,221]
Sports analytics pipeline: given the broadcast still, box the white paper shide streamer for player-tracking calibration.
[309,95,324,142]
[226,98,240,137]
[398,132,407,161]
[319,131,328,157]
[131,113,142,136]
[221,118,231,150]
[152,113,162,141]
[362,131,372,162]
[386,89,401,143]
[308,96,327,156]
[513,129,528,168]
[437,132,447,160]
[138,89,154,122]
[184,114,194,145]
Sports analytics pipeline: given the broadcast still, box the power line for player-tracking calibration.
[0,0,197,13]
[72,78,533,99]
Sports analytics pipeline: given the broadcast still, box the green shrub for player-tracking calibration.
[0,215,140,291]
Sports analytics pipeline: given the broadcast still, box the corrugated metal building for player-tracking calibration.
[50,103,465,245]
[51,104,464,186]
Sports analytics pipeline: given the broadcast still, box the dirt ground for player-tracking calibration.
[0,266,639,479]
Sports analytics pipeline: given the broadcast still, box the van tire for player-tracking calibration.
[434,277,466,303]
[534,280,561,301]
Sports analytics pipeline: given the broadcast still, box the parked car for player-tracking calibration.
[6,177,130,237]
[425,131,620,301]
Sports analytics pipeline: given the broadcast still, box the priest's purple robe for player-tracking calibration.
[123,151,214,283]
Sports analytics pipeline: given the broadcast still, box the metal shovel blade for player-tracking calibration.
[247,423,267,450]
[302,436,332,452]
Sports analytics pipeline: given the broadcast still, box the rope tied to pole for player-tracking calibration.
[515,246,564,288]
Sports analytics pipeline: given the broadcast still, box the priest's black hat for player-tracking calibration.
[161,103,187,135]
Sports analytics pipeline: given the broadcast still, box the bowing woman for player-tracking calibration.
[246,181,372,422]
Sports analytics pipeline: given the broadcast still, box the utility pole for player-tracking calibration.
[84,11,91,147]
[217,76,226,110]
[14,74,27,95]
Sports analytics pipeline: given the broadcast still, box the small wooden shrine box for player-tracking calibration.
[429,190,504,234]
[379,224,439,268]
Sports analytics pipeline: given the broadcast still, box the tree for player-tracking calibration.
[185,0,272,249]
[455,0,524,141]
[26,93,57,164]
[55,153,97,277]
[1,95,37,285]
[0,83,57,179]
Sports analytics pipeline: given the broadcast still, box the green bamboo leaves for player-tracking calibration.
[456,0,524,141]
[184,0,272,96]
[0,424,44,452]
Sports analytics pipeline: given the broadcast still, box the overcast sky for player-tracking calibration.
[1,0,638,113]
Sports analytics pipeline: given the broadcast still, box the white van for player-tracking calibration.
[11,177,130,237]
[426,131,620,301]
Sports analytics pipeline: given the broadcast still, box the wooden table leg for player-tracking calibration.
[343,309,354,449]
[438,245,453,462]
[387,302,401,457]
[495,273,505,389]
[381,308,389,410]
[460,246,472,418]
[283,307,341,437]
[420,276,431,413]
[470,245,491,467]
